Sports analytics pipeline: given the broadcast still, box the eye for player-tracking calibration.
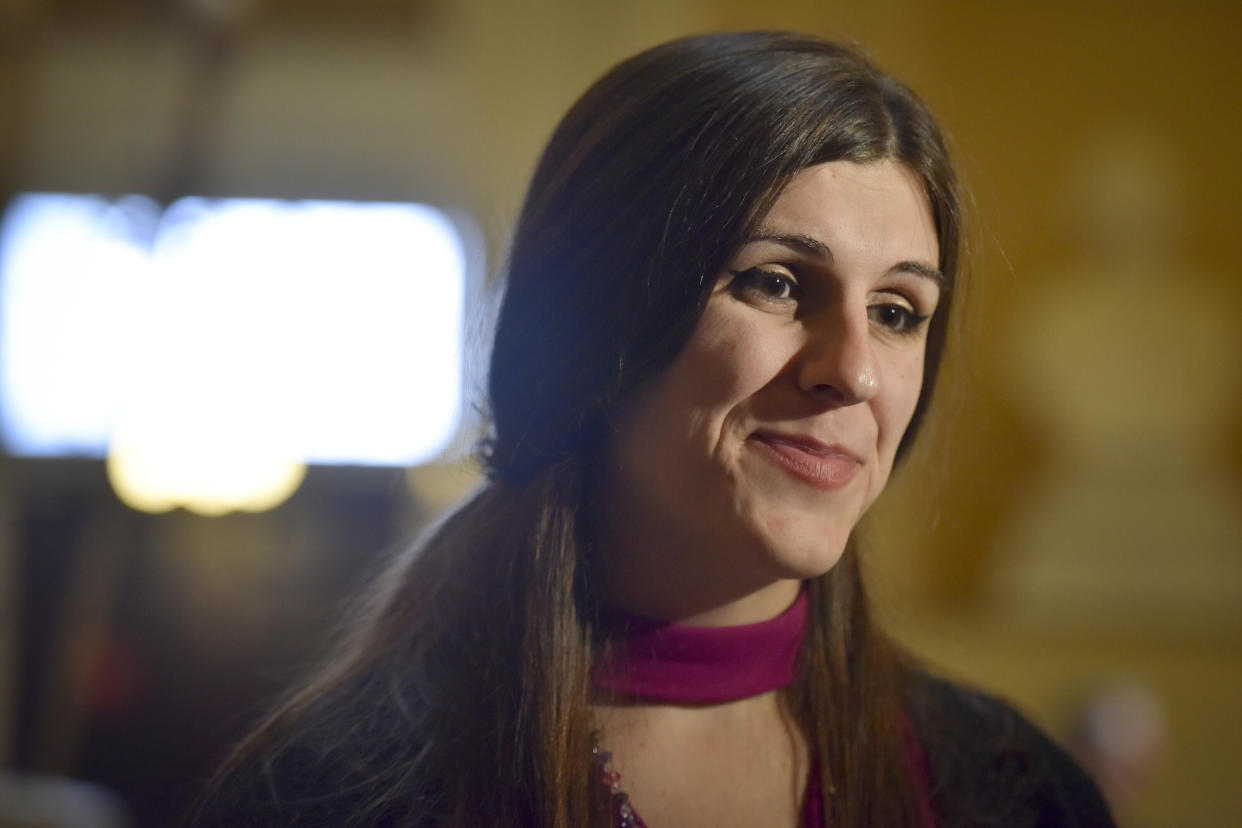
[867,300,930,335]
[728,267,801,305]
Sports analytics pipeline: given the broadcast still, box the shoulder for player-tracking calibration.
[906,674,1116,828]
[188,741,378,828]
[186,676,443,828]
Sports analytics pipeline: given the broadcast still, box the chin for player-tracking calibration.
[741,491,858,569]
[744,518,855,582]
[728,464,873,580]
[778,541,851,580]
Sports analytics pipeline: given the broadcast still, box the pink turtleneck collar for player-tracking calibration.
[590,589,809,704]
[588,588,937,828]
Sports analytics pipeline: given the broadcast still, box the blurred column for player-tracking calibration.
[29,506,131,775]
[157,0,255,202]
[0,0,49,771]
[0,459,12,766]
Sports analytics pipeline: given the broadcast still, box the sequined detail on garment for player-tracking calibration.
[591,732,646,828]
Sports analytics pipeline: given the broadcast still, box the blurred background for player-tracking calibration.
[0,1,1239,826]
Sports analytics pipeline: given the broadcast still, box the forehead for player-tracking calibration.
[757,160,938,267]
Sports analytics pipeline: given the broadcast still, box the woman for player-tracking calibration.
[191,32,1114,827]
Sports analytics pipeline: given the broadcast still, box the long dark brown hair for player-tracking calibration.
[191,31,963,828]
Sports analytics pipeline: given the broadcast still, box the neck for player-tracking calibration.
[601,574,804,627]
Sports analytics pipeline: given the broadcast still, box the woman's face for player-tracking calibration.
[601,160,941,620]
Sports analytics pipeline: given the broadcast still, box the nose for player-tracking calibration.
[796,310,879,405]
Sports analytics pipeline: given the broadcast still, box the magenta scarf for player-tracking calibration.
[590,588,936,827]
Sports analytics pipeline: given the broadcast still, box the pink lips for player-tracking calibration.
[749,432,862,490]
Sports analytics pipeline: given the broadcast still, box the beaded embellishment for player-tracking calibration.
[591,731,646,828]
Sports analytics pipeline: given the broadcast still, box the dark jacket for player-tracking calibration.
[909,676,1115,828]
[189,675,1115,827]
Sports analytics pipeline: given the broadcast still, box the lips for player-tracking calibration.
[748,431,862,490]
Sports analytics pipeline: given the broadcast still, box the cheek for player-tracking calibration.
[620,309,789,476]
[682,309,790,408]
[879,353,927,458]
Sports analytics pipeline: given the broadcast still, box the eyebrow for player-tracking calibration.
[892,260,945,288]
[747,228,834,262]
[748,226,944,288]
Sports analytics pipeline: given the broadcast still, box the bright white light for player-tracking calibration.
[0,194,469,512]
[0,193,160,455]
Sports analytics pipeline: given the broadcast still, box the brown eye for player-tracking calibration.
[867,303,928,335]
[729,268,801,304]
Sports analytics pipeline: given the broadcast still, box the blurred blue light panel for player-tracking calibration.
[0,194,467,466]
